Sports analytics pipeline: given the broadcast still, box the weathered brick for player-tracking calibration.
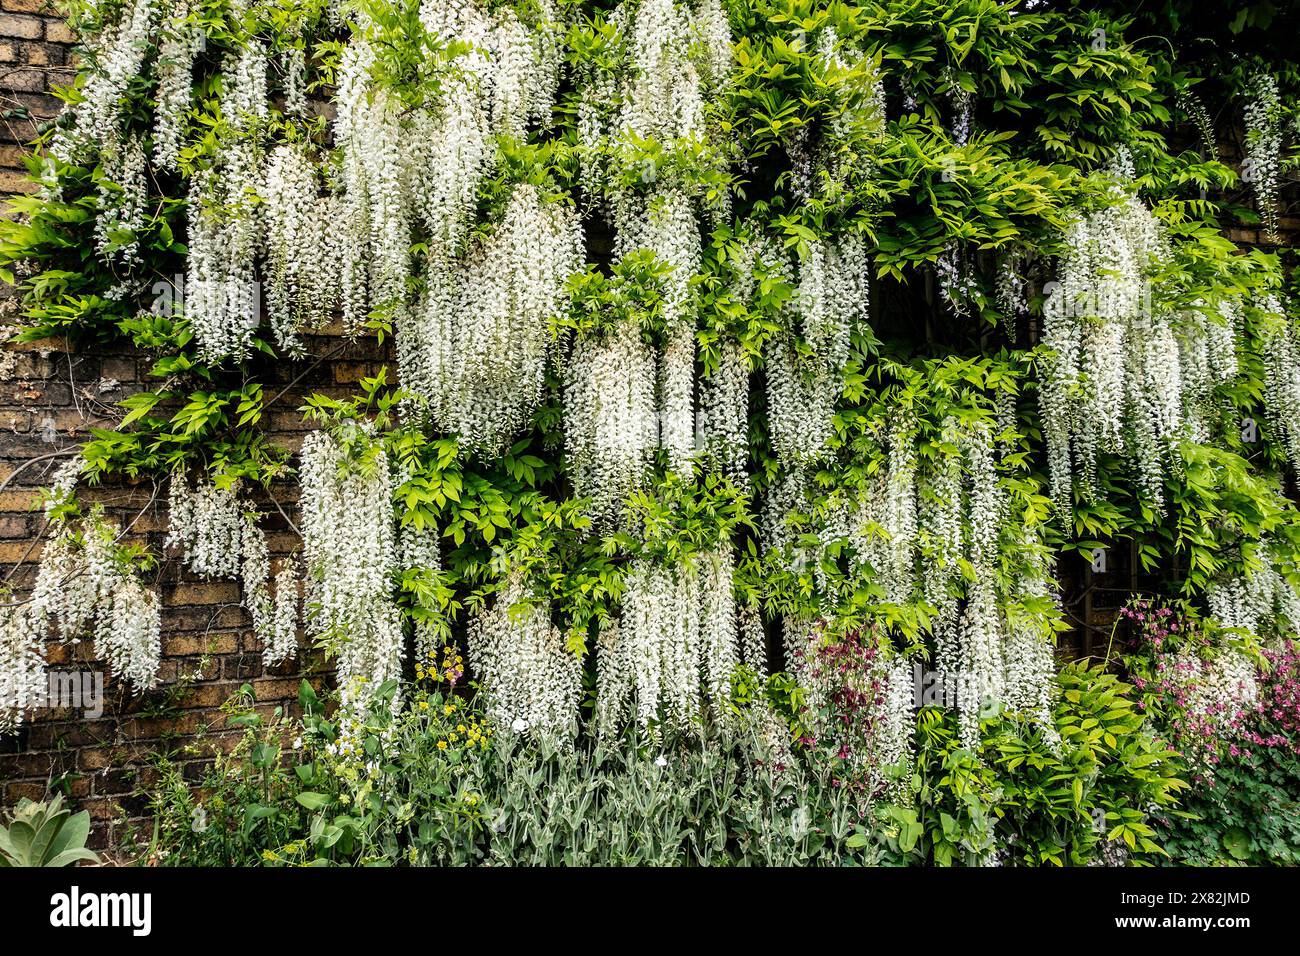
[78,746,121,771]
[0,12,43,39]
[0,537,38,562]
[43,19,75,43]
[163,632,239,657]
[100,355,138,383]
[19,38,64,66]
[0,65,42,91]
[333,360,377,384]
[0,167,39,193]
[252,677,301,702]
[119,711,202,740]
[2,780,47,803]
[3,0,60,13]
[163,580,242,605]
[80,797,123,822]
[0,513,30,536]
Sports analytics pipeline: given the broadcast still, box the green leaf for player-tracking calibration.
[296,792,332,811]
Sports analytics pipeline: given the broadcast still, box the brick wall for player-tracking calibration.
[0,0,72,195]
[0,332,388,854]
[0,6,397,854]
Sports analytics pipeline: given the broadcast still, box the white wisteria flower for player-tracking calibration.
[1244,72,1283,244]
[403,185,583,454]
[7,487,164,710]
[468,572,581,742]
[596,548,740,736]
[1039,152,1197,515]
[299,427,405,708]
[564,315,659,524]
[51,0,159,164]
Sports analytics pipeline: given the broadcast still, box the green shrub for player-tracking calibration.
[1153,731,1300,865]
[143,664,1185,866]
[144,676,886,866]
[0,794,100,868]
[875,664,1185,866]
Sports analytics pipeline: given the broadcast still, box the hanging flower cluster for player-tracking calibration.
[596,547,741,736]
[2,468,76,732]
[571,0,736,480]
[184,33,274,362]
[1205,550,1300,640]
[1177,89,1216,159]
[1,466,162,735]
[186,147,265,363]
[1040,156,1181,513]
[266,559,301,667]
[165,478,247,579]
[0,601,49,735]
[418,0,563,142]
[1257,294,1300,474]
[152,2,205,171]
[40,467,161,694]
[945,68,974,147]
[406,185,583,454]
[767,234,871,468]
[846,413,918,605]
[299,428,404,705]
[616,0,712,144]
[165,477,299,666]
[336,37,477,329]
[577,0,732,190]
[935,242,980,317]
[397,519,445,663]
[564,316,659,524]
[1177,298,1241,443]
[932,420,1008,745]
[50,0,160,164]
[783,25,885,201]
[36,521,161,688]
[700,338,749,477]
[260,143,343,355]
[832,413,1061,747]
[337,0,563,339]
[467,572,581,742]
[94,134,149,269]
[612,188,703,473]
[1244,72,1284,245]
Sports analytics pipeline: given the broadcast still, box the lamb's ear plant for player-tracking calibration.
[0,794,100,867]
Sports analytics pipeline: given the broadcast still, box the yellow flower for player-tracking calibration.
[437,740,448,750]
[419,701,429,710]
